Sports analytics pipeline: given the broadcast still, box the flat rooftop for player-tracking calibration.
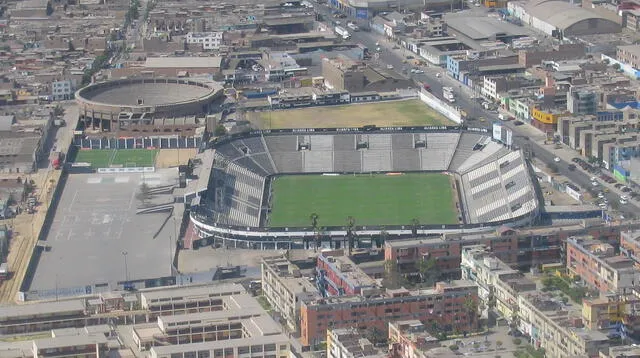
[145,56,222,69]
[445,16,529,41]
[29,171,179,295]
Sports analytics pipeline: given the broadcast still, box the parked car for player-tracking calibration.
[568,164,576,171]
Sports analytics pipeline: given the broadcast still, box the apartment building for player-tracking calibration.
[134,292,290,358]
[461,247,610,357]
[51,79,76,101]
[139,283,246,318]
[33,334,109,358]
[617,45,640,69]
[300,280,478,347]
[388,320,442,358]
[326,328,386,358]
[620,230,640,267]
[566,236,640,294]
[567,86,599,116]
[519,291,610,357]
[322,56,366,92]
[461,245,536,323]
[582,294,640,339]
[384,225,575,278]
[261,255,320,333]
[186,32,224,50]
[316,250,379,296]
[0,300,87,335]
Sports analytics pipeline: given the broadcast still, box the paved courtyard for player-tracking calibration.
[29,171,179,293]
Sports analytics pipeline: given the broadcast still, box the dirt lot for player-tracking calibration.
[155,149,198,168]
[246,99,452,129]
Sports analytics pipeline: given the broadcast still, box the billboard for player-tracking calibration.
[492,122,502,141]
[493,123,513,146]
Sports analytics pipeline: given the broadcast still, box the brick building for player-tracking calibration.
[384,223,626,279]
[316,250,378,296]
[566,236,640,294]
[299,281,478,347]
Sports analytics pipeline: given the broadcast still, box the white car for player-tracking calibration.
[591,181,599,187]
[413,69,424,74]
[620,198,628,204]
[590,177,597,182]
[598,192,605,199]
[386,64,394,69]
[599,203,607,209]
[621,195,629,200]
[554,157,561,162]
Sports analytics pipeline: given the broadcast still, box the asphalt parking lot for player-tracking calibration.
[29,171,179,295]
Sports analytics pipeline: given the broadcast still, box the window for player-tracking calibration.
[250,345,263,353]
[264,344,276,352]
[237,346,249,354]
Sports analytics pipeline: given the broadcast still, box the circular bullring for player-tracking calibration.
[75,78,223,121]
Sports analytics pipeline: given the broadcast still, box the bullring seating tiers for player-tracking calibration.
[208,132,535,226]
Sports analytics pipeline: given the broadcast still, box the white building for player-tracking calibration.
[185,32,224,50]
[51,80,76,101]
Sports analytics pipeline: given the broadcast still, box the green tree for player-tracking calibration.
[383,259,402,289]
[309,213,320,251]
[376,227,388,248]
[416,257,439,286]
[214,124,227,137]
[46,1,54,15]
[613,63,621,71]
[410,217,420,236]
[346,216,356,255]
[463,296,478,332]
[67,41,75,51]
[496,340,503,350]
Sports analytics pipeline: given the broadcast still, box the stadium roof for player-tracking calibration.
[445,16,529,40]
[524,0,613,30]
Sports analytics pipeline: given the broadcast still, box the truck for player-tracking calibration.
[51,151,63,170]
[334,26,350,39]
[443,87,456,103]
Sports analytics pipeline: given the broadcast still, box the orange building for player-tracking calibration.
[299,281,478,347]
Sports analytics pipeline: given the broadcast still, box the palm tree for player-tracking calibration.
[310,213,319,251]
[377,227,389,248]
[410,218,420,236]
[346,216,356,255]
[463,296,478,333]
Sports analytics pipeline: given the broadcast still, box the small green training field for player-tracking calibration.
[268,173,458,227]
[74,149,158,168]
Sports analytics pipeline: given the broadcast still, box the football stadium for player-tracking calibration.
[189,126,540,249]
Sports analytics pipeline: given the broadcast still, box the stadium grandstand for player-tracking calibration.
[187,127,540,249]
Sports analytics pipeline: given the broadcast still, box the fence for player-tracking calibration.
[418,90,462,124]
[74,135,203,150]
[97,167,155,174]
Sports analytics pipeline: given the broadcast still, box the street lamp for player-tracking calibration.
[122,251,129,282]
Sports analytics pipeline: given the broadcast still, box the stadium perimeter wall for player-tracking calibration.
[418,90,462,124]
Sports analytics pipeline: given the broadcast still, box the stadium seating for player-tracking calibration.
[448,133,487,171]
[392,149,420,171]
[334,135,356,151]
[459,149,536,224]
[362,150,392,172]
[206,131,538,228]
[334,151,362,172]
[304,151,334,172]
[391,133,415,150]
[419,133,459,171]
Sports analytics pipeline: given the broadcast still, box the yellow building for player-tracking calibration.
[582,295,640,333]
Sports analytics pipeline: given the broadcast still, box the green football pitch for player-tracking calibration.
[74,149,158,168]
[268,173,458,227]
